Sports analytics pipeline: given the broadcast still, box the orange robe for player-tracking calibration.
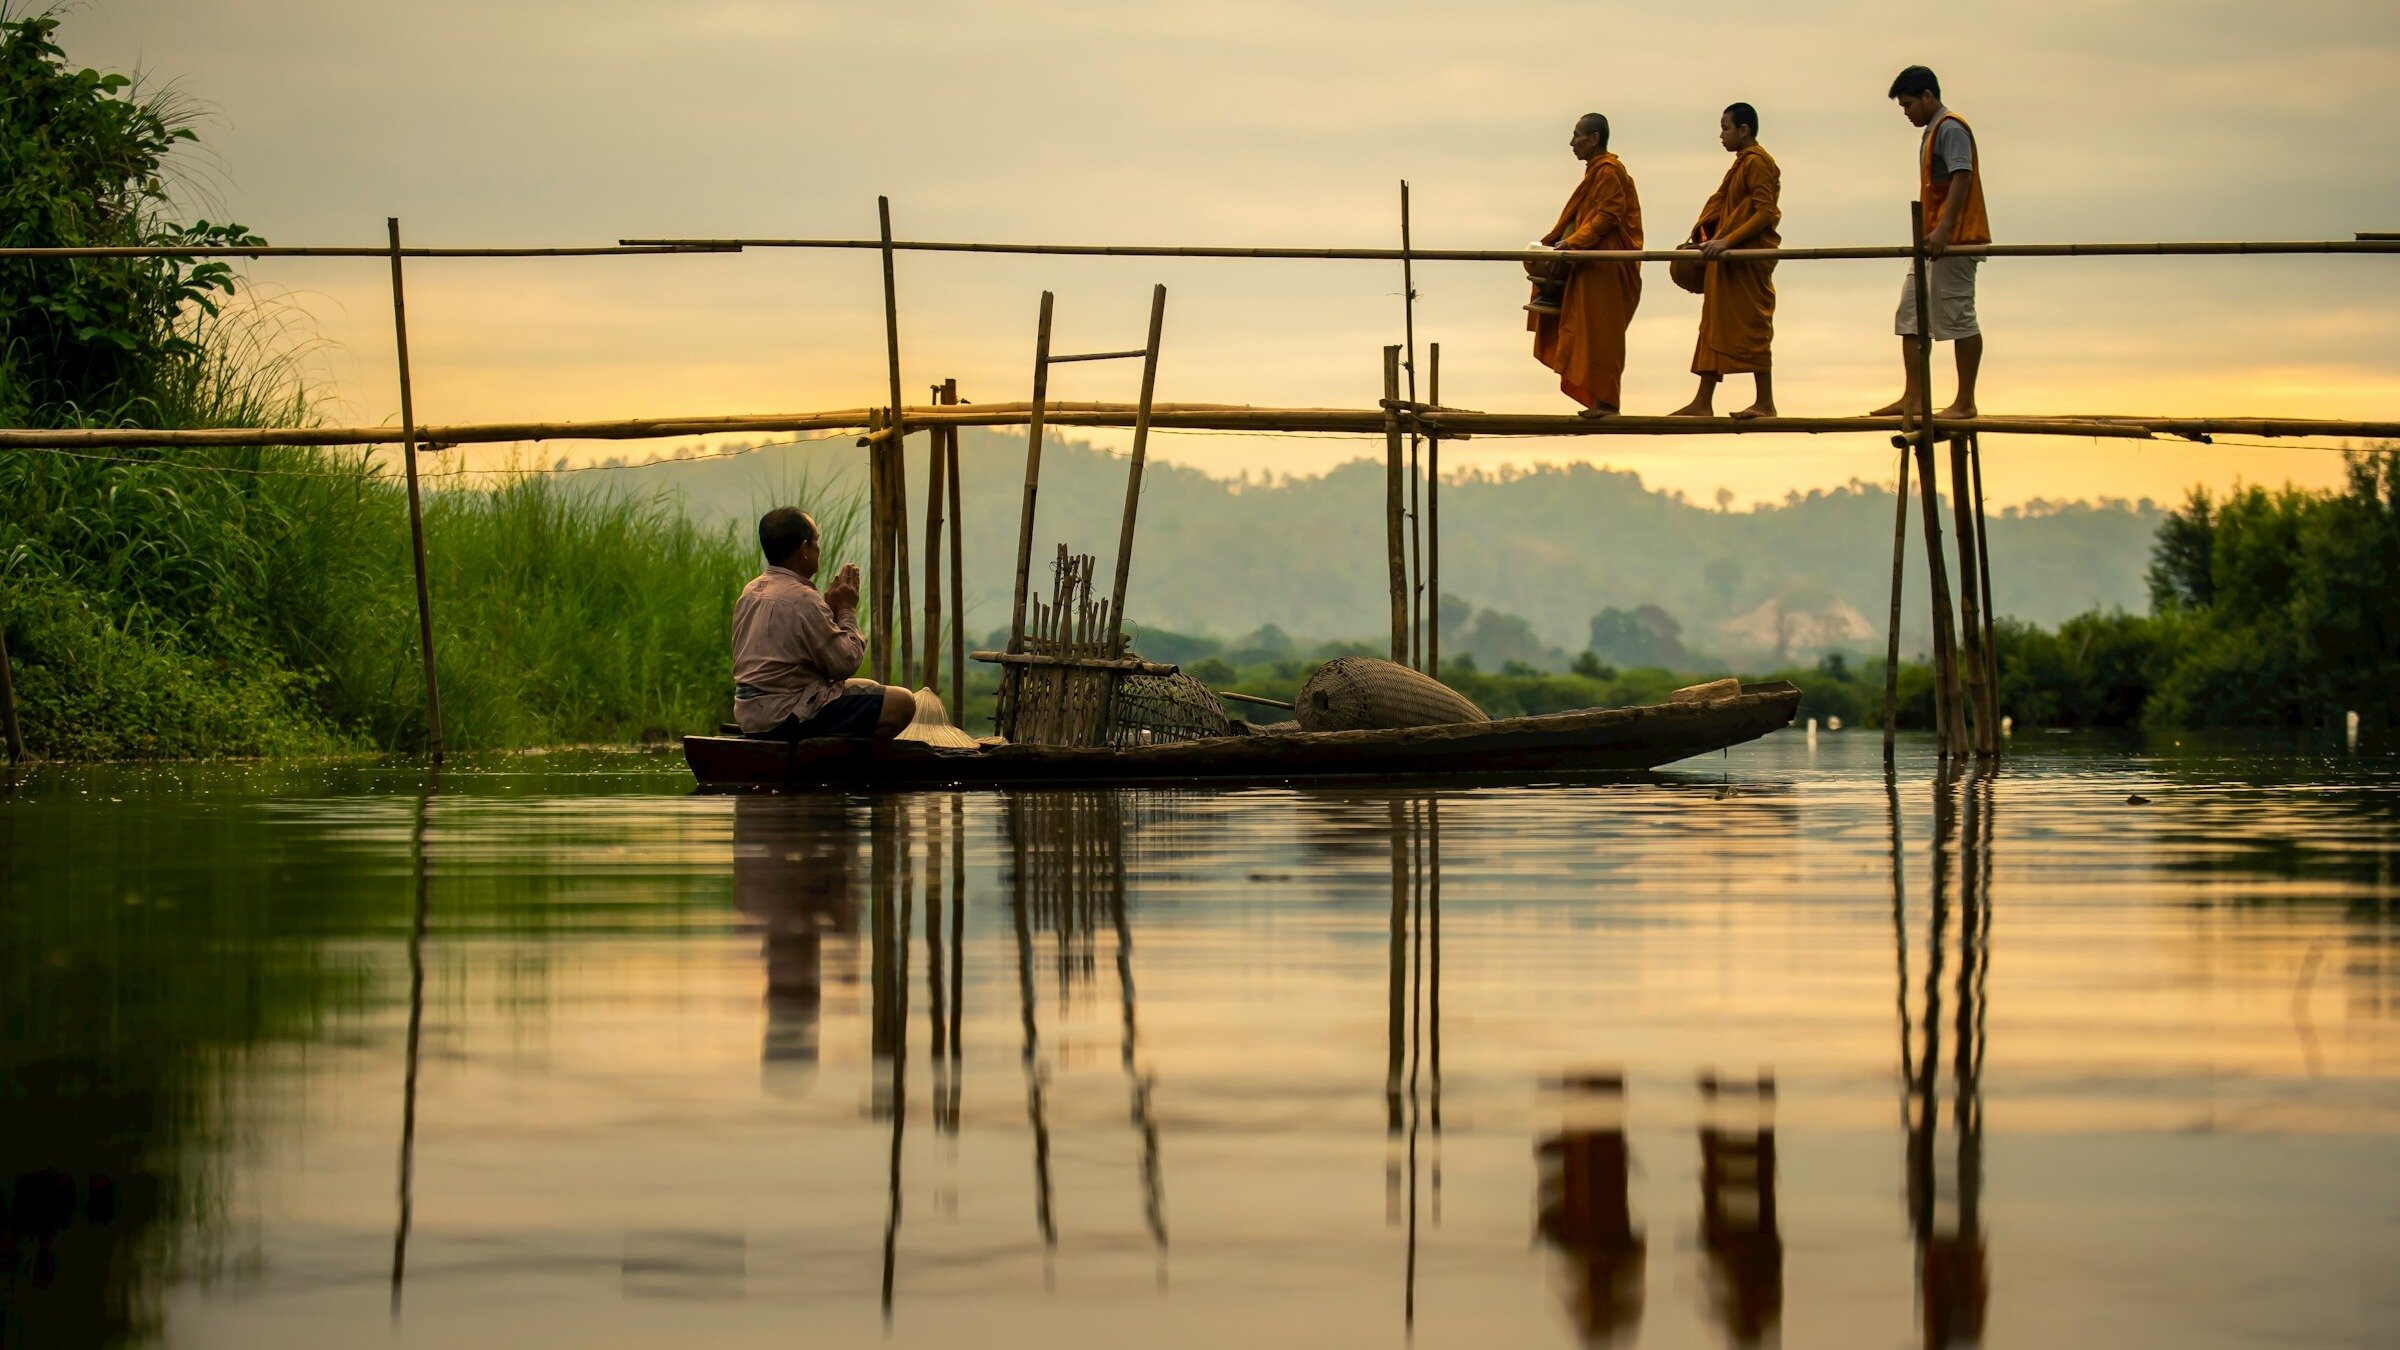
[1690,143,1781,375]
[1531,152,1643,410]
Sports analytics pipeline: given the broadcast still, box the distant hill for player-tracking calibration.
[605,429,2162,664]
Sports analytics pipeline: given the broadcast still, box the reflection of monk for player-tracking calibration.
[1697,1072,1783,1345]
[1536,1072,1644,1346]
[1529,114,1643,417]
[732,796,860,1085]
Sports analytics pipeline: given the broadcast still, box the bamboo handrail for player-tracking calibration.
[0,244,740,258]
[618,236,2400,263]
[10,405,2400,450]
[6,238,2395,263]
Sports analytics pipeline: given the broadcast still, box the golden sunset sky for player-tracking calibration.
[78,0,2400,505]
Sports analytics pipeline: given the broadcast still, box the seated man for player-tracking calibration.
[731,506,915,741]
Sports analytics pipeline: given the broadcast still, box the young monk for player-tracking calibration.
[1671,102,1782,419]
[1529,113,1643,417]
[1872,65,1990,419]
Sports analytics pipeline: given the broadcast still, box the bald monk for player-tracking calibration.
[1671,102,1781,419]
[1529,113,1643,417]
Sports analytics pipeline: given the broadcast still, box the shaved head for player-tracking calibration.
[1572,112,1610,153]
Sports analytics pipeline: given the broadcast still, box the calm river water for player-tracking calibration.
[3,733,2396,1348]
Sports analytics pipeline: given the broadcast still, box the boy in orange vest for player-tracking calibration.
[1871,65,1990,419]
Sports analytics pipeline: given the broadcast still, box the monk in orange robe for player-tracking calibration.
[1671,102,1781,419]
[1529,113,1643,416]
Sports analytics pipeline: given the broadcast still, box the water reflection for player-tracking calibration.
[3,738,2397,1347]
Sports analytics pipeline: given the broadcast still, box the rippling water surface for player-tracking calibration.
[3,732,2396,1348]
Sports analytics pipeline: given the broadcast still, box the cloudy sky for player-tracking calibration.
[70,0,2400,505]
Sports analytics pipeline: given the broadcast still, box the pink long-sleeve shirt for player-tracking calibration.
[730,565,865,733]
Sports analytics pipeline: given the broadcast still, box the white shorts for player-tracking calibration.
[1894,256,1980,341]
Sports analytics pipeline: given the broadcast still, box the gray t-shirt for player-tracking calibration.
[1923,111,1974,178]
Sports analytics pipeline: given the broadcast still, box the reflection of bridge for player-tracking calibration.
[376,775,1996,1339]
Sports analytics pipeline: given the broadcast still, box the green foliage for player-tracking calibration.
[0,9,263,426]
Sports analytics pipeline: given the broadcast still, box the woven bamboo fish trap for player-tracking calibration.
[1108,671,1234,746]
[1293,656,1488,732]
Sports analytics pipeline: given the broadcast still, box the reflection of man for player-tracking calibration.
[1536,1071,1645,1346]
[732,795,861,1087]
[1697,1071,1783,1346]
[1529,114,1644,418]
[731,507,915,740]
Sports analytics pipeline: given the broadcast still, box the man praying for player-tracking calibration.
[1529,112,1644,417]
[1671,102,1781,419]
[730,507,915,741]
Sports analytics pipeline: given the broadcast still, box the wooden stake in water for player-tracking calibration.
[922,383,947,699]
[0,613,23,762]
[1948,436,1992,754]
[1907,203,1967,757]
[944,380,966,710]
[1105,285,1168,651]
[1970,433,2000,751]
[1426,342,1442,682]
[1382,345,1408,664]
[1882,443,1911,760]
[1400,181,1424,669]
[1009,294,1057,652]
[387,217,445,764]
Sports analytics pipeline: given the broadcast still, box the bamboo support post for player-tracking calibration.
[1400,180,1424,670]
[1008,294,1056,652]
[1105,284,1168,651]
[387,218,445,764]
[1426,343,1442,682]
[944,381,966,711]
[1381,346,1408,664]
[921,383,947,698]
[1971,433,2000,751]
[878,196,912,688]
[893,429,914,689]
[1882,443,1911,760]
[868,408,893,682]
[0,617,22,762]
[1908,202,1968,758]
[1947,436,1994,755]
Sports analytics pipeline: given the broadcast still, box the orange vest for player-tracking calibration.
[1919,110,1991,245]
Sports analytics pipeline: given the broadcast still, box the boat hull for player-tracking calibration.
[683,683,1801,792]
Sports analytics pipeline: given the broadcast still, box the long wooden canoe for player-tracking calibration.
[683,682,1801,791]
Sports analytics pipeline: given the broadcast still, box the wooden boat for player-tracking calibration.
[682,681,1801,791]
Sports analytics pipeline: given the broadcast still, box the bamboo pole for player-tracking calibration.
[0,617,22,763]
[1882,444,1911,761]
[1426,343,1441,682]
[613,236,2400,263]
[1971,433,2000,751]
[1948,435,1993,755]
[944,381,966,711]
[1909,209,1972,758]
[1400,181,1424,670]
[1105,285,1169,651]
[1381,346,1408,664]
[879,197,912,688]
[1008,294,1056,652]
[0,244,741,259]
[893,433,914,689]
[387,219,446,764]
[868,408,891,682]
[922,383,946,699]
[27,407,2399,450]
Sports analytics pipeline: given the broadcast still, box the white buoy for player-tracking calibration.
[2348,710,2361,748]
[2000,715,2014,737]
[1806,716,1818,747]
[1826,715,1844,731]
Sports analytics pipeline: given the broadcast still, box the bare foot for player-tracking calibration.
[1935,401,1977,420]
[1576,404,1619,419]
[1729,402,1777,420]
[1667,398,1715,418]
[1868,398,1912,417]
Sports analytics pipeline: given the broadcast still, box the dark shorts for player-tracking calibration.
[755,689,887,741]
